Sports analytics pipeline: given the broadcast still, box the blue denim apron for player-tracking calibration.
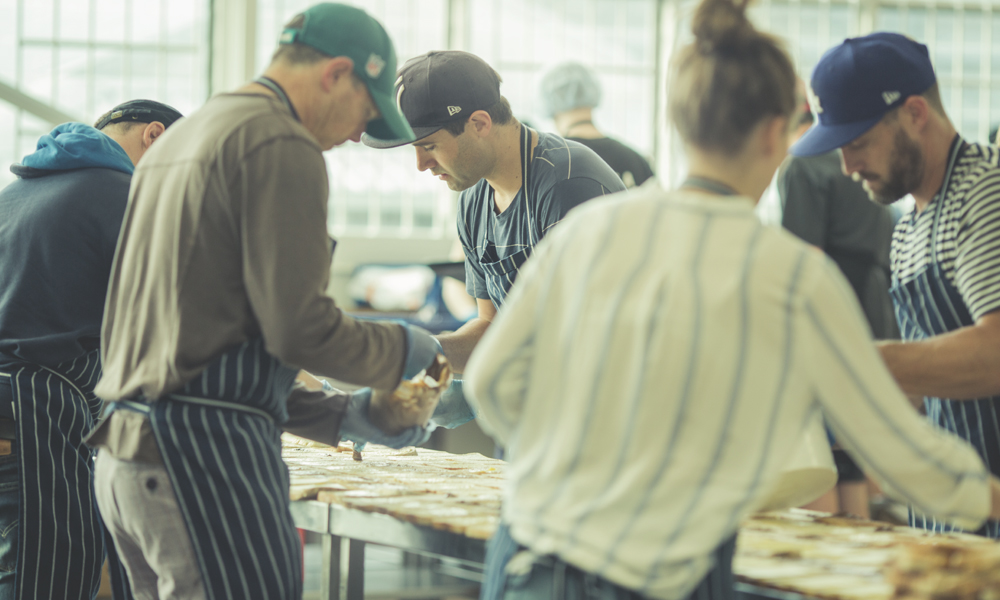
[481,125,534,308]
[2,349,131,599]
[108,338,302,600]
[889,137,1000,538]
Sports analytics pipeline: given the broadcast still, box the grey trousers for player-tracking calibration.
[95,452,208,600]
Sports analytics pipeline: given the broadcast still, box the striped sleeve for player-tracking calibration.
[955,168,1000,320]
[802,259,990,530]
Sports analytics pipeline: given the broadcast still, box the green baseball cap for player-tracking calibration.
[279,3,415,143]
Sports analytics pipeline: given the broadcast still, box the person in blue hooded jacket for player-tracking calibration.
[0,100,182,600]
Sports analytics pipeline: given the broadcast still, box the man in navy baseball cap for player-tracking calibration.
[799,32,1000,541]
[789,32,949,206]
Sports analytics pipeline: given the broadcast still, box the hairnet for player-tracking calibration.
[539,62,602,118]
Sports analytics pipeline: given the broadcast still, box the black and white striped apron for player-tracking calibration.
[889,137,1000,539]
[109,338,302,600]
[481,125,534,307]
[2,349,132,599]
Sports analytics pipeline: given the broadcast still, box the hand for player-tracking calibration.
[989,476,1000,521]
[370,354,452,435]
[339,389,433,450]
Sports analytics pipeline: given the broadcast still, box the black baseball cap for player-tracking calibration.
[361,51,502,149]
[790,33,936,157]
[94,100,184,130]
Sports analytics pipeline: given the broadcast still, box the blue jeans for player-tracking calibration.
[503,555,647,600]
[0,453,19,600]
[482,523,736,600]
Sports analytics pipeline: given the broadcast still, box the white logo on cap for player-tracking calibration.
[366,53,386,78]
[396,83,405,112]
[447,106,462,116]
[882,91,901,105]
[807,86,823,114]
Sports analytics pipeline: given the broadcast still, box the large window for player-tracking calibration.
[6,1,1000,224]
[467,0,660,160]
[0,0,210,187]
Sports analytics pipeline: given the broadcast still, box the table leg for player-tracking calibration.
[344,538,365,600]
[320,534,342,600]
[320,534,366,600]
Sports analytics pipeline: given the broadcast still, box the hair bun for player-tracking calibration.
[692,0,756,53]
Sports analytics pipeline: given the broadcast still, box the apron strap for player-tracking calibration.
[929,135,965,264]
[254,76,300,122]
[167,394,275,422]
[487,124,534,246]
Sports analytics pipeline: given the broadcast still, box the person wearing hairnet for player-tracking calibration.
[540,62,654,188]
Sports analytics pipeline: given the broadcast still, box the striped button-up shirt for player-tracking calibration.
[465,184,990,600]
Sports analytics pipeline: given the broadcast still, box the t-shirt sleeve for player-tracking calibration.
[456,192,491,300]
[779,157,829,248]
[636,157,655,187]
[955,168,1000,320]
[540,177,617,235]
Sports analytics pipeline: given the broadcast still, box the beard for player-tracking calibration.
[864,128,924,206]
[437,137,488,192]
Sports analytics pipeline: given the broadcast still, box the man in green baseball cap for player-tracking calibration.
[90,4,443,598]
[276,2,414,143]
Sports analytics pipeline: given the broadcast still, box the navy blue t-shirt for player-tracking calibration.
[457,130,625,308]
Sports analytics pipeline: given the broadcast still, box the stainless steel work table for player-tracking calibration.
[289,497,823,600]
[283,441,919,600]
[290,498,487,600]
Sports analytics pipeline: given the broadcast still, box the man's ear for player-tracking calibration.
[467,110,493,137]
[900,95,930,132]
[321,56,356,91]
[143,121,166,149]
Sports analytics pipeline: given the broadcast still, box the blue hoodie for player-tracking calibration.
[20,122,135,175]
[0,122,134,377]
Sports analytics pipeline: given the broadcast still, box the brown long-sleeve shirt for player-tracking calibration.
[93,92,407,455]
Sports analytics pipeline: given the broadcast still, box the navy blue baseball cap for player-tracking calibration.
[360,51,502,149]
[790,32,936,157]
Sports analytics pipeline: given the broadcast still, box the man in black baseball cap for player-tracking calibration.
[92,98,183,165]
[361,51,625,436]
[363,51,625,380]
[94,99,184,130]
[793,32,1000,539]
[0,97,181,599]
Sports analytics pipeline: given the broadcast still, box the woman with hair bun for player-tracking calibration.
[467,0,1000,598]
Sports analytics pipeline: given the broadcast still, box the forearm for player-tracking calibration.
[284,380,349,446]
[436,317,491,374]
[990,477,1000,520]
[878,320,1000,399]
